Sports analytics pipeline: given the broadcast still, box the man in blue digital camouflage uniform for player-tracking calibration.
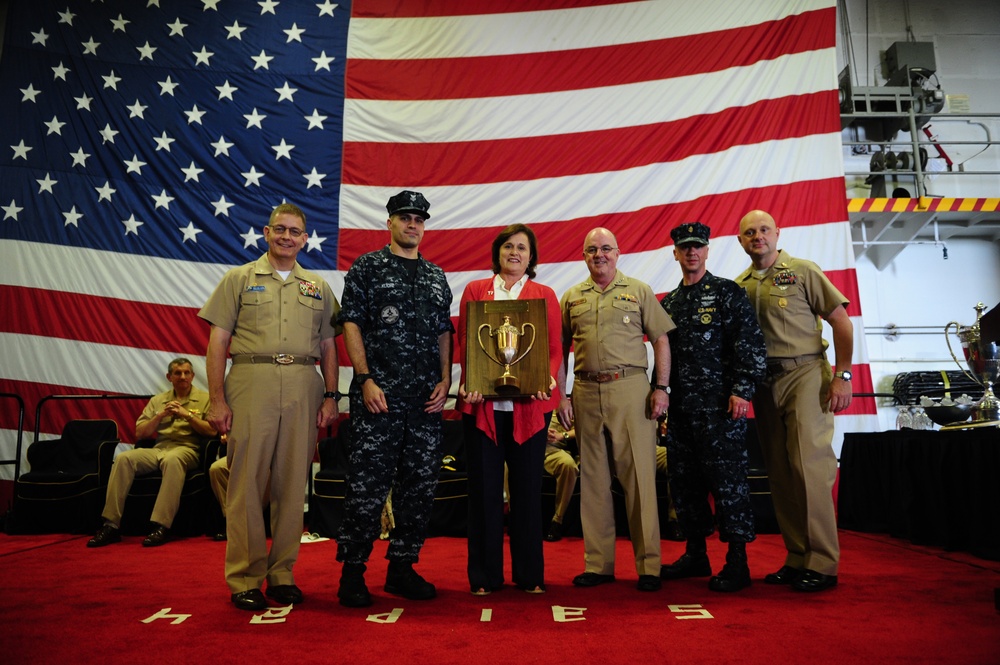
[336,190,454,608]
[659,222,766,592]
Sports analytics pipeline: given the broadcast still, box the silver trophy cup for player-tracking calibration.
[945,302,1000,423]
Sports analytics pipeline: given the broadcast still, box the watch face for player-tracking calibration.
[839,371,852,381]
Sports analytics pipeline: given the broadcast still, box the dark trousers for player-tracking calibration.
[337,399,443,565]
[667,409,756,544]
[465,411,547,591]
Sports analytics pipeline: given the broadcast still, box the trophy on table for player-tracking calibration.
[945,302,1000,423]
[477,316,536,396]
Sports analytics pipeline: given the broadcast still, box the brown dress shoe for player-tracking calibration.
[572,572,615,587]
[637,575,662,592]
[231,589,267,611]
[87,522,121,548]
[142,524,170,547]
[792,569,838,592]
[266,584,304,604]
[764,565,802,585]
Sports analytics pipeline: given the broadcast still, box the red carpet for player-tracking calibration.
[1,530,998,664]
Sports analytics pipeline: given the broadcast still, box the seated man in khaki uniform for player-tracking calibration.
[88,358,216,548]
[544,413,579,542]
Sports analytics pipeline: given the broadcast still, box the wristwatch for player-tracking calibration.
[834,370,853,382]
[654,384,671,394]
[323,391,342,400]
[354,373,374,386]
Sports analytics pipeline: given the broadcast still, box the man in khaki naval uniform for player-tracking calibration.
[558,227,674,592]
[87,358,216,548]
[201,203,341,611]
[736,210,853,593]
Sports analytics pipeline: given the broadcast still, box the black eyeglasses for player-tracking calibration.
[584,245,617,256]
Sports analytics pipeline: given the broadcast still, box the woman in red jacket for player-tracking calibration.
[457,223,563,595]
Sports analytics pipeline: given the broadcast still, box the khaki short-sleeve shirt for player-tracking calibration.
[561,270,675,373]
[735,249,848,358]
[137,387,211,450]
[198,254,339,357]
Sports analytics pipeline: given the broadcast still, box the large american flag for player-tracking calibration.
[0,0,876,498]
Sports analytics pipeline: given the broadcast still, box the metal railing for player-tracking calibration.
[1,392,25,480]
[842,110,1000,198]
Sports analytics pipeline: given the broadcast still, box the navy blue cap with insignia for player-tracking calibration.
[386,190,431,219]
[670,222,710,246]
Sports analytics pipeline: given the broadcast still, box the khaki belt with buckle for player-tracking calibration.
[575,367,643,383]
[765,353,823,378]
[231,354,318,366]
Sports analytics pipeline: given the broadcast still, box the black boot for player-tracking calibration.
[338,563,372,607]
[385,560,436,600]
[709,542,751,592]
[660,537,711,580]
